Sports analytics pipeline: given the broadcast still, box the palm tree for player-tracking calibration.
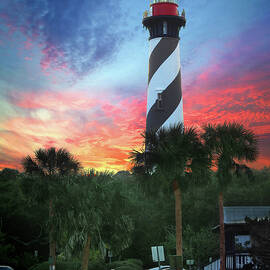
[22,147,81,268]
[22,147,81,176]
[202,122,258,270]
[131,124,211,269]
[54,170,134,270]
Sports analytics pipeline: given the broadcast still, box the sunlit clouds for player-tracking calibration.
[0,89,146,171]
[0,0,269,171]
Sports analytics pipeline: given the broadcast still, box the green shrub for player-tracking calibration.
[126,259,143,267]
[31,261,80,270]
[31,262,49,270]
[107,261,125,269]
[107,259,143,270]
[115,267,136,270]
[88,260,106,270]
[31,261,106,270]
[31,260,106,270]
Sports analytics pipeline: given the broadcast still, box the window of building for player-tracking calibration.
[235,235,251,250]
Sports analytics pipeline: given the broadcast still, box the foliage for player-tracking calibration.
[202,122,259,270]
[0,229,39,269]
[0,128,268,270]
[130,124,212,264]
[0,171,48,269]
[245,217,270,268]
[0,230,17,266]
[22,147,81,176]
[164,225,219,267]
[121,180,175,267]
[114,266,139,270]
[182,181,219,231]
[31,261,80,270]
[20,147,82,266]
[202,122,258,189]
[51,172,109,259]
[107,259,143,270]
[1,165,270,269]
[100,179,135,255]
[52,171,135,262]
[19,173,65,248]
[224,170,270,205]
[31,260,107,270]
[0,168,19,178]
[130,124,211,189]
[125,258,143,267]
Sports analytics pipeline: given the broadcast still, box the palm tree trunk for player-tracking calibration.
[49,199,56,268]
[81,234,91,270]
[173,180,183,270]
[219,192,226,270]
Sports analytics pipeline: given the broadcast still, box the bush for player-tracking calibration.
[106,259,143,270]
[31,261,80,270]
[88,260,106,270]
[31,261,106,270]
[126,259,143,267]
[115,266,136,270]
[107,261,125,269]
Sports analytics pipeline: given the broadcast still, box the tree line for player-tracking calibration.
[0,122,269,270]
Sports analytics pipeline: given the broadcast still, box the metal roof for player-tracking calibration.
[224,206,270,224]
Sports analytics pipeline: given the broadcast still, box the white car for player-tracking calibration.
[0,267,14,270]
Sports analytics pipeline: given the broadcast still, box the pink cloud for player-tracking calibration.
[2,90,146,172]
[182,37,270,169]
[10,90,99,112]
[40,45,69,72]
[24,38,34,50]
[24,56,32,61]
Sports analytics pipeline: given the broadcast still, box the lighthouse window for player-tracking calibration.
[157,93,163,109]
[163,21,168,35]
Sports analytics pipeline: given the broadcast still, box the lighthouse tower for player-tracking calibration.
[143,0,186,133]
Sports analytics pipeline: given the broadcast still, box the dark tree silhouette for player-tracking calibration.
[22,147,80,176]
[202,122,258,270]
[246,217,270,269]
[131,124,211,269]
[22,147,81,268]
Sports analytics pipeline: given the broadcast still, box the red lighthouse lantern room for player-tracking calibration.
[150,0,179,16]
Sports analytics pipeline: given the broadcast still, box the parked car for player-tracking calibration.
[0,267,14,270]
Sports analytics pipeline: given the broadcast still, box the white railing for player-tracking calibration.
[204,254,252,270]
[151,0,178,4]
[204,259,220,270]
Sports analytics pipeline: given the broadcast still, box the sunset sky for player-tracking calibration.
[0,0,270,172]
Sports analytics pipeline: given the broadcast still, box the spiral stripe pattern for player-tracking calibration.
[146,37,184,132]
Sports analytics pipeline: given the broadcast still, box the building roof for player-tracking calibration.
[224,206,270,224]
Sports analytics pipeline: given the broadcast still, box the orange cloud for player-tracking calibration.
[2,90,146,172]
[183,53,270,169]
[10,90,98,111]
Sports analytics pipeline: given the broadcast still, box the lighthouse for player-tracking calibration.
[143,0,186,133]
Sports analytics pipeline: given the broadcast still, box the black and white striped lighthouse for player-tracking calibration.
[143,0,186,133]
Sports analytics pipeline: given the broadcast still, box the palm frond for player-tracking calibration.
[22,147,81,176]
[22,155,44,175]
[202,121,259,187]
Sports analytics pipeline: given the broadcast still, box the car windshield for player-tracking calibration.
[0,267,13,270]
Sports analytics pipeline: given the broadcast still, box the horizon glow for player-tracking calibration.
[0,0,270,172]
